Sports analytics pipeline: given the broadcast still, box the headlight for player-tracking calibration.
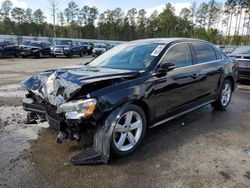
[64,47,70,50]
[57,98,97,119]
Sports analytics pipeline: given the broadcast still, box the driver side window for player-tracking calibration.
[161,43,192,68]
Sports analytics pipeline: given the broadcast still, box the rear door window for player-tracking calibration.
[193,43,217,64]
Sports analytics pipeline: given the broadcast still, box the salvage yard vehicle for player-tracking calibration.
[21,38,237,165]
[0,41,20,58]
[79,41,94,55]
[229,46,250,81]
[92,43,107,57]
[51,40,84,58]
[20,41,52,58]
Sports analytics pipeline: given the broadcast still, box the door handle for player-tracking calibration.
[191,73,199,79]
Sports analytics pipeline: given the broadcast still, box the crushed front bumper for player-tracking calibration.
[22,98,128,165]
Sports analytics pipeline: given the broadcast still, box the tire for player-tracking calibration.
[68,52,72,58]
[110,104,147,157]
[22,55,26,58]
[0,51,3,59]
[14,51,19,58]
[80,51,84,57]
[36,51,43,58]
[211,79,233,110]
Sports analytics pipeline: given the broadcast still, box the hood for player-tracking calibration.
[53,45,71,48]
[94,48,106,51]
[21,66,139,106]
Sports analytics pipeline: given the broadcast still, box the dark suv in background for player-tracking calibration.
[229,46,250,81]
[51,40,84,58]
[79,41,94,55]
[0,41,20,58]
[22,38,237,165]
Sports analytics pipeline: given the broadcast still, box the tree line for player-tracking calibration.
[0,0,250,45]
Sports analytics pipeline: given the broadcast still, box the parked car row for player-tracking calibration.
[0,40,117,59]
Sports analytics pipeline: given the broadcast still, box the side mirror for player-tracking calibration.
[159,62,175,72]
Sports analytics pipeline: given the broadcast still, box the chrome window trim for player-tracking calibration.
[153,41,225,74]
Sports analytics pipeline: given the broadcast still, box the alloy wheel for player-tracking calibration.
[221,82,232,106]
[113,111,143,151]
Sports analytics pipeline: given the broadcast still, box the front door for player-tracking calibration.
[152,42,200,123]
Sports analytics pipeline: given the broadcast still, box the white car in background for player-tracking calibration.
[92,44,107,57]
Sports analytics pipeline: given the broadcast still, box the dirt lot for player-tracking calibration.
[0,57,250,188]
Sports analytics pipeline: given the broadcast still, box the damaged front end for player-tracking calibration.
[21,66,138,164]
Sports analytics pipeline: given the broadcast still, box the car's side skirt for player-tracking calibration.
[150,100,215,129]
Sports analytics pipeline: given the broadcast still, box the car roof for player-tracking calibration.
[129,38,208,45]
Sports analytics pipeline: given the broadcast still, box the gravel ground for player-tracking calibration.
[0,58,250,188]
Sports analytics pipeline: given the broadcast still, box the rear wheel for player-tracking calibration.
[110,105,147,157]
[211,79,233,110]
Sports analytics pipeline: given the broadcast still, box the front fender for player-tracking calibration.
[93,102,131,163]
[70,102,130,165]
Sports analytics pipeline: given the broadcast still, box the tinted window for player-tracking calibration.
[214,48,222,60]
[161,43,192,68]
[193,43,217,64]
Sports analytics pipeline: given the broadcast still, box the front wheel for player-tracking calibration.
[15,51,19,57]
[80,51,84,57]
[211,79,233,110]
[36,51,43,58]
[110,105,147,157]
[0,51,3,59]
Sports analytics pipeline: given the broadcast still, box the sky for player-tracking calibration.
[0,0,226,19]
[3,0,243,35]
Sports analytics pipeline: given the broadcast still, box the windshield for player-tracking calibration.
[28,42,42,47]
[89,43,162,70]
[231,46,250,55]
[56,40,72,46]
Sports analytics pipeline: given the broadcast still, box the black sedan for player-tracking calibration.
[0,41,20,58]
[229,46,250,81]
[21,38,237,165]
[20,41,52,58]
[51,40,84,58]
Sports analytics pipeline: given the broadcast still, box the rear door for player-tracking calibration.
[153,42,200,122]
[191,42,224,102]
